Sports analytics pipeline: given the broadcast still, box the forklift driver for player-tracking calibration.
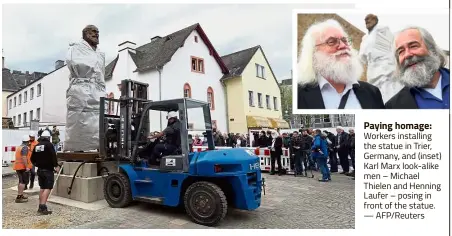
[147,111,181,165]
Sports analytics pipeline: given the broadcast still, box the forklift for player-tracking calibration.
[99,79,263,226]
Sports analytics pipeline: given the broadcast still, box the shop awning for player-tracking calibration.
[246,116,273,128]
[269,118,290,129]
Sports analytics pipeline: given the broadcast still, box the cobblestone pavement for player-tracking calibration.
[3,171,355,229]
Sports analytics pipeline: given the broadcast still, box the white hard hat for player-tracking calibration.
[167,111,178,119]
[29,131,36,137]
[22,135,30,142]
[41,130,51,137]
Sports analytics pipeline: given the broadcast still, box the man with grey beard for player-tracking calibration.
[296,19,385,109]
[385,27,449,109]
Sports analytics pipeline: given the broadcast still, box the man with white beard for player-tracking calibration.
[385,27,450,109]
[296,19,385,109]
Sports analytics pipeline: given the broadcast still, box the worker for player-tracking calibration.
[30,130,59,215]
[147,111,181,165]
[26,131,39,190]
[13,135,32,203]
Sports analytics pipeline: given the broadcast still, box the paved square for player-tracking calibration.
[2,172,355,229]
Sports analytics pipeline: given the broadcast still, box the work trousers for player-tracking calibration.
[316,157,331,180]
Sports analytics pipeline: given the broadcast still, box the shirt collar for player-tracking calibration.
[411,67,449,94]
[318,76,359,93]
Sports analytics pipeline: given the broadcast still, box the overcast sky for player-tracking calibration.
[2,3,357,81]
[339,12,449,51]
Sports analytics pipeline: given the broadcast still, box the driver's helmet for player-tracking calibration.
[166,111,178,120]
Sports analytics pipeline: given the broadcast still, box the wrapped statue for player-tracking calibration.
[359,14,403,103]
[64,25,106,152]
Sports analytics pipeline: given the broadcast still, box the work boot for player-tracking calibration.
[15,195,28,203]
[37,204,52,215]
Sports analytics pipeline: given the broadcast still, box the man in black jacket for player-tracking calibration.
[324,130,338,172]
[346,128,355,178]
[335,127,350,174]
[269,131,283,176]
[296,19,385,109]
[30,130,59,215]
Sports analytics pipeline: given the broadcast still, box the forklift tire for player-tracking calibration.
[104,172,132,208]
[184,181,227,226]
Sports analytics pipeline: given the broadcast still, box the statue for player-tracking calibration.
[64,25,106,152]
[359,14,403,103]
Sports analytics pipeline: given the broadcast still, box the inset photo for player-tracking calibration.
[292,10,449,110]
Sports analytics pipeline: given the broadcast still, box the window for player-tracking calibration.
[257,93,262,107]
[194,36,198,43]
[37,84,41,96]
[14,97,16,107]
[248,91,254,107]
[9,99,12,110]
[207,87,215,110]
[24,91,28,103]
[18,114,21,125]
[13,116,15,125]
[191,56,204,73]
[23,112,27,125]
[19,94,22,105]
[30,88,34,100]
[212,120,217,129]
[30,110,33,121]
[183,83,192,98]
[255,64,265,78]
[273,97,278,110]
[266,95,270,109]
[36,108,41,120]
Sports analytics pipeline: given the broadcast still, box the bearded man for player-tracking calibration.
[296,19,385,109]
[385,27,449,109]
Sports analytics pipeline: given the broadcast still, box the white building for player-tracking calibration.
[105,23,229,132]
[6,61,69,127]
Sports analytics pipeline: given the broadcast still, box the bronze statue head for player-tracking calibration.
[82,25,99,48]
[364,14,378,32]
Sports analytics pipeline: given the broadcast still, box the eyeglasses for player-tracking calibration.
[316,37,352,47]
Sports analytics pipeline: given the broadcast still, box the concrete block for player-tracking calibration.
[54,174,104,203]
[81,163,98,178]
[97,176,105,200]
[63,162,72,175]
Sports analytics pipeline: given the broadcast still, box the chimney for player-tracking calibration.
[150,36,161,42]
[118,41,136,54]
[55,60,64,70]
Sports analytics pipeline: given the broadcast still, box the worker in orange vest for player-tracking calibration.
[13,135,32,203]
[26,131,39,190]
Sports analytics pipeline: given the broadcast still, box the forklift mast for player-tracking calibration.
[119,80,149,160]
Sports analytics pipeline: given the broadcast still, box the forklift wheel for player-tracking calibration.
[104,172,132,208]
[184,181,227,226]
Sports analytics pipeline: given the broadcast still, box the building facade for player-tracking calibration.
[221,46,288,133]
[105,23,229,132]
[6,63,68,127]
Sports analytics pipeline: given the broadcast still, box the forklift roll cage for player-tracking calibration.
[99,79,215,172]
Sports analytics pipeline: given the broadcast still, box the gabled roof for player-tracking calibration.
[220,45,260,80]
[2,69,21,92]
[220,45,280,88]
[105,23,229,81]
[105,54,118,81]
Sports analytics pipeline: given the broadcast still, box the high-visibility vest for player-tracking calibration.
[27,140,38,159]
[13,145,32,170]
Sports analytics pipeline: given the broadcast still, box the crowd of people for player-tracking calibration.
[190,127,355,182]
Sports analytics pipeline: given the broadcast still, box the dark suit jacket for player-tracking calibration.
[385,87,418,109]
[297,81,385,109]
[336,132,349,153]
[270,137,283,156]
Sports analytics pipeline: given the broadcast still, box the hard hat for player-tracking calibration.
[29,131,36,137]
[22,135,30,142]
[167,111,178,119]
[41,130,51,137]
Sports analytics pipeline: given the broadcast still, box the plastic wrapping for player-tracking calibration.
[64,40,106,151]
[359,25,404,103]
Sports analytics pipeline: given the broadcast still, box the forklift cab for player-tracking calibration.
[132,98,215,172]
